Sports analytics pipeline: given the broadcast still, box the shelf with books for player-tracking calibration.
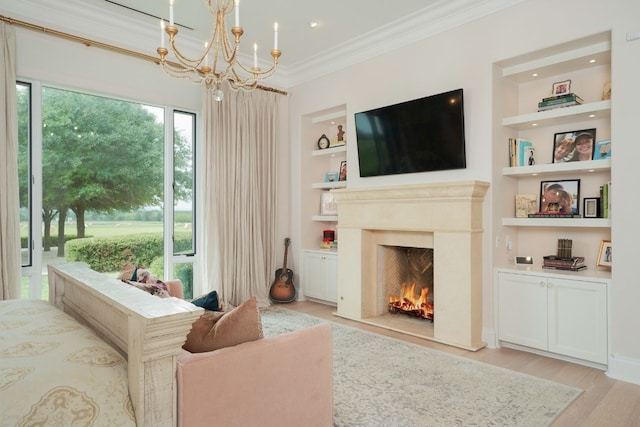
[502,100,610,130]
[503,158,611,177]
[502,217,610,228]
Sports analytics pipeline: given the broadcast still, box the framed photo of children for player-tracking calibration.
[552,128,596,163]
[552,79,571,96]
[338,161,347,181]
[539,179,580,214]
[597,240,612,268]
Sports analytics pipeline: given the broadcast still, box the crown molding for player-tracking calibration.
[1,0,522,91]
[287,0,524,87]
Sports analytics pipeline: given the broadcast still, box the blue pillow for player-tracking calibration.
[191,291,220,311]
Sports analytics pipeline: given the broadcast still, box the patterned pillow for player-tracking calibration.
[183,297,263,353]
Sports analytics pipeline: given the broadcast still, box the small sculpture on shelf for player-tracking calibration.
[336,125,345,144]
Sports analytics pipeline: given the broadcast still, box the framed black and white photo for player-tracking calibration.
[552,79,571,96]
[552,128,596,163]
[597,240,612,268]
[583,197,600,218]
[540,179,580,214]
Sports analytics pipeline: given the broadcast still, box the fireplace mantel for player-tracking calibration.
[332,181,489,351]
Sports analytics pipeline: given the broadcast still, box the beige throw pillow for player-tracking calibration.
[183,296,263,353]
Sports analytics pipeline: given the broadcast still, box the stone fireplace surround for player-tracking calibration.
[331,181,489,351]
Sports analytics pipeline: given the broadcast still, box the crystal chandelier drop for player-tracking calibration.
[156,0,281,101]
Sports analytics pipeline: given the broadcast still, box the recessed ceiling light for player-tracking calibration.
[589,59,596,63]
[308,21,318,28]
[532,123,538,126]
[532,73,538,77]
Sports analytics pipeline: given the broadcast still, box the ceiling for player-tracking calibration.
[0,0,522,87]
[103,0,435,68]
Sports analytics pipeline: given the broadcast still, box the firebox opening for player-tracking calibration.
[379,245,434,321]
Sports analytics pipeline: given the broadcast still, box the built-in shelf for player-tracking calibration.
[310,110,346,124]
[502,100,611,130]
[312,181,347,189]
[312,145,346,157]
[502,217,610,227]
[312,215,338,222]
[503,158,611,177]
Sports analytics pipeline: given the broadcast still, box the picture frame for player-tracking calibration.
[594,140,611,160]
[515,193,537,218]
[325,172,338,182]
[539,179,580,214]
[583,197,600,218]
[552,79,571,96]
[552,128,596,163]
[338,160,347,181]
[320,191,337,215]
[597,240,612,268]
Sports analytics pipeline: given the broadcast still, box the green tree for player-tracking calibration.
[40,87,189,256]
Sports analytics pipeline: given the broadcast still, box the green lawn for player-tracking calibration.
[68,221,164,237]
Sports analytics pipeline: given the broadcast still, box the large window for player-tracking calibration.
[18,83,197,299]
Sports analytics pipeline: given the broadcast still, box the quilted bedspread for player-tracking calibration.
[0,299,136,427]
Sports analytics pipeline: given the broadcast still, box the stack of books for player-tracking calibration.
[537,93,584,112]
[528,212,582,218]
[542,255,587,271]
[508,138,535,167]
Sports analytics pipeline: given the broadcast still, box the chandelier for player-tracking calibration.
[156,0,281,101]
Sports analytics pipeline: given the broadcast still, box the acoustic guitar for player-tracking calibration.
[269,238,296,303]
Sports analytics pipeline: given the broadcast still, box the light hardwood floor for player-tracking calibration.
[283,300,640,427]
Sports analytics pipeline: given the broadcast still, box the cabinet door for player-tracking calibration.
[303,252,325,300]
[497,272,548,350]
[547,277,608,364]
[324,253,338,303]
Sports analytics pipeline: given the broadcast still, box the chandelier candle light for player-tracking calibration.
[157,0,281,101]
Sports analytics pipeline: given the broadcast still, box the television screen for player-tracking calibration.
[355,88,466,177]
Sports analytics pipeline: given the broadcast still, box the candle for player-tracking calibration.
[253,43,257,68]
[169,0,174,26]
[253,43,258,68]
[160,20,165,48]
[274,22,278,50]
[204,42,208,67]
[234,0,239,27]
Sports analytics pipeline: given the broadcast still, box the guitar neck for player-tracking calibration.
[281,238,290,271]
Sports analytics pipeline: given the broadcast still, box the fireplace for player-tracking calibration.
[382,246,434,321]
[331,181,489,351]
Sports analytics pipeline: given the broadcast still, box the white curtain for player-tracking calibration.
[199,86,280,308]
[0,22,21,300]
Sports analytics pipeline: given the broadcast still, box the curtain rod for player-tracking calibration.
[0,14,288,96]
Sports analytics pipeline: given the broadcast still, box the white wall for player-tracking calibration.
[288,0,640,383]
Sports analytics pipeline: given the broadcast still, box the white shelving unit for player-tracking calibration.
[493,32,612,366]
[299,106,346,303]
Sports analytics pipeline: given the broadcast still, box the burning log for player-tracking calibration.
[388,282,434,321]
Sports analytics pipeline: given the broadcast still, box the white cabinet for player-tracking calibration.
[302,250,337,304]
[497,269,608,366]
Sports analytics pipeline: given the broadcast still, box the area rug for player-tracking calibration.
[260,307,582,427]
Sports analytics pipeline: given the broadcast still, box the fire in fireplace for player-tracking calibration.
[388,282,434,321]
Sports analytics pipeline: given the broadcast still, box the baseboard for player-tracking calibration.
[606,354,640,385]
[482,327,498,349]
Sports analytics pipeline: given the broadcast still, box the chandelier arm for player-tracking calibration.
[157,0,281,98]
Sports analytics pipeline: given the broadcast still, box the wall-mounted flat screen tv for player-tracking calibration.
[355,88,466,177]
